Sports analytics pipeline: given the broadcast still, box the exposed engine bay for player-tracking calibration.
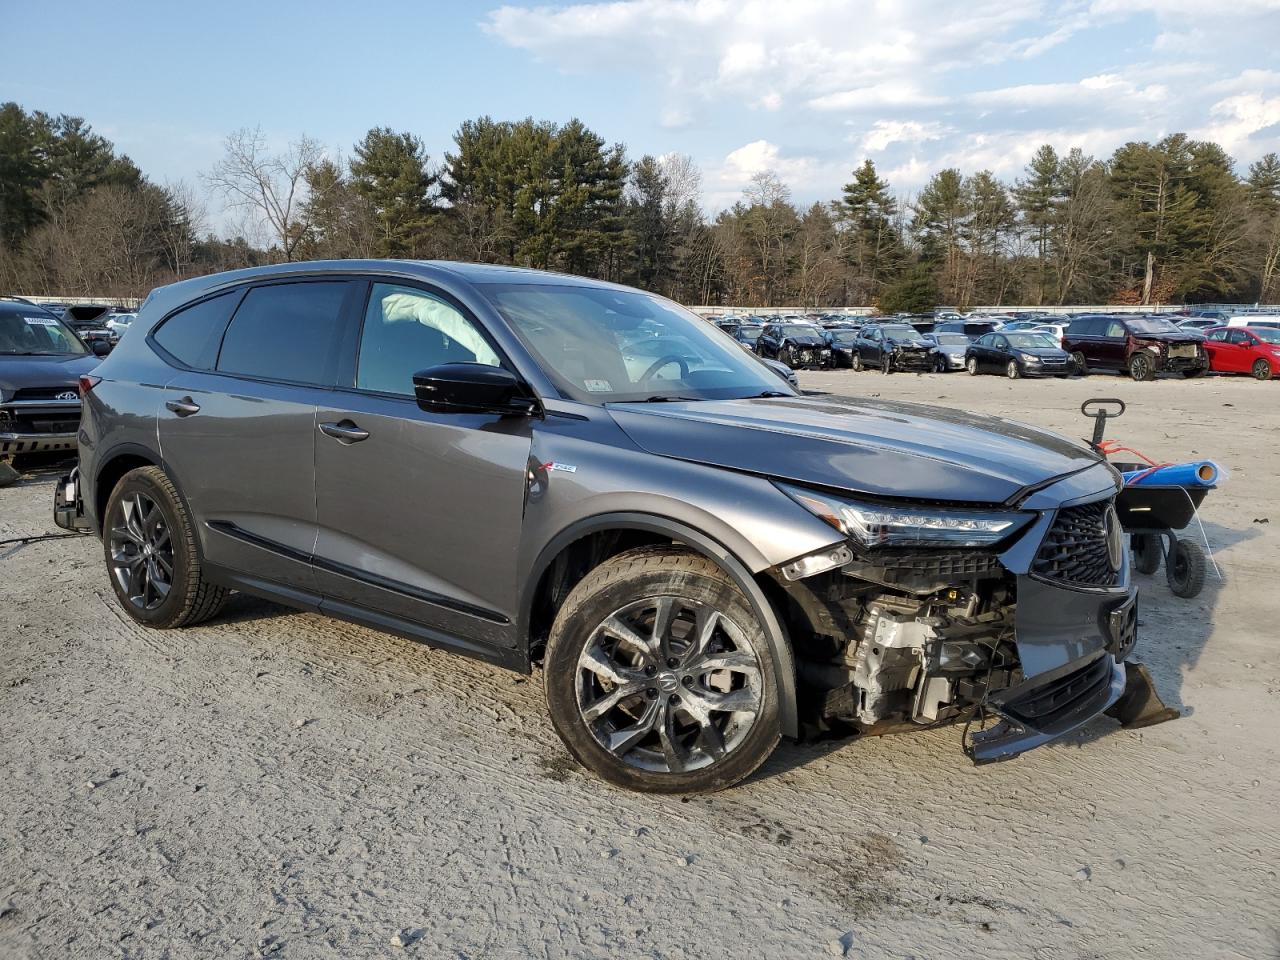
[781,556,1027,735]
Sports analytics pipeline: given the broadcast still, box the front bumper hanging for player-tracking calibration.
[53,468,93,533]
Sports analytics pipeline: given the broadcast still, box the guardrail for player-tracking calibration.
[5,294,143,309]
[691,303,1276,318]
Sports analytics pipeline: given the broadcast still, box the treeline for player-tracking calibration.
[3,100,1279,308]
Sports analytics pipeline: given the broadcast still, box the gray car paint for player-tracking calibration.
[71,259,1134,751]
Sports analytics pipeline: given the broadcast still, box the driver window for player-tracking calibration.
[1104,321,1125,338]
[1228,330,1250,344]
[357,284,500,396]
[1207,329,1228,341]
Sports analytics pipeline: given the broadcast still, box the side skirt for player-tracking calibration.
[203,564,530,674]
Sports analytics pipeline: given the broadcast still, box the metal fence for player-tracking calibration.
[691,303,1277,318]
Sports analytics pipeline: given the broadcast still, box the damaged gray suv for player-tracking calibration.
[56,261,1152,793]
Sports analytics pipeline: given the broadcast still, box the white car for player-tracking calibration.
[1224,314,1280,329]
[1031,323,1067,343]
[106,313,136,338]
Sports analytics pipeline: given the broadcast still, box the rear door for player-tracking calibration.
[1225,329,1253,372]
[157,280,359,593]
[311,281,534,649]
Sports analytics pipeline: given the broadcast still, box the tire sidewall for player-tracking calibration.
[103,469,196,627]
[545,560,781,794]
[1007,359,1020,379]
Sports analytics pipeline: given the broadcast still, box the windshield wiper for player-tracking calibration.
[1,351,65,356]
[638,395,702,403]
[749,390,792,398]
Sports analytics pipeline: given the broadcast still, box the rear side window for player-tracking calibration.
[217,282,350,385]
[153,291,240,369]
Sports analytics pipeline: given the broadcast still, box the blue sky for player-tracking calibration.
[5,0,1279,226]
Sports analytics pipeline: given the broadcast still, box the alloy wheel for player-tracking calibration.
[574,595,763,774]
[109,493,174,611]
[967,357,979,375]
[1253,359,1272,381]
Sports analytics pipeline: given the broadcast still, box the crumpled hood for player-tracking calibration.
[609,394,1103,504]
[0,354,99,395]
[783,334,825,347]
[886,335,930,349]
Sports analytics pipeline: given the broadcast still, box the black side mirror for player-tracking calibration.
[413,362,538,416]
[91,340,113,357]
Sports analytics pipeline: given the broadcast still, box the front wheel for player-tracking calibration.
[967,357,979,376]
[544,546,780,794]
[103,466,228,628]
[1129,353,1155,381]
[1006,359,1021,380]
[851,352,863,372]
[1253,359,1273,381]
[1072,352,1089,376]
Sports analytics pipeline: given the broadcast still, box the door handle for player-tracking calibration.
[319,420,370,444]
[165,397,200,417]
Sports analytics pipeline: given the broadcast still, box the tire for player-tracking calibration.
[851,353,862,372]
[1006,359,1021,380]
[1072,352,1089,376]
[967,357,980,376]
[1253,359,1273,381]
[783,345,798,369]
[1166,538,1207,598]
[544,545,781,794]
[103,466,228,628]
[1129,353,1155,381]
[1131,533,1162,575]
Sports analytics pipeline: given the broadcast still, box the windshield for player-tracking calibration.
[1006,333,1058,349]
[1127,317,1181,335]
[879,325,917,338]
[827,329,859,343]
[480,283,792,402]
[737,326,762,341]
[933,334,969,345]
[782,324,821,337]
[1252,327,1280,344]
[0,311,88,356]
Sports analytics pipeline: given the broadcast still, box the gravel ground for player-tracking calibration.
[1,370,1278,959]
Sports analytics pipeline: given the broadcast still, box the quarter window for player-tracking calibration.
[217,282,350,385]
[153,291,240,369]
[356,284,500,396]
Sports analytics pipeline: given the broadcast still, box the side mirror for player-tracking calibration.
[91,340,113,357]
[413,362,538,417]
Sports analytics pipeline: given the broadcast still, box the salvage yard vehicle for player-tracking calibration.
[850,322,934,372]
[56,260,1160,793]
[60,305,117,352]
[921,331,969,371]
[965,331,1074,379]
[1,299,102,464]
[1062,314,1207,381]
[822,327,861,368]
[1202,325,1280,380]
[755,321,830,369]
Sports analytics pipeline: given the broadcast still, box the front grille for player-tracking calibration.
[1032,498,1121,588]
[1004,655,1112,726]
[11,387,79,401]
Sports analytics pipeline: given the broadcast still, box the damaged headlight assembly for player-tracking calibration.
[775,482,1034,550]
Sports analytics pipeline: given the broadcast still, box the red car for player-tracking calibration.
[1203,325,1280,380]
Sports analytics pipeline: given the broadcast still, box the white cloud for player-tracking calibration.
[859,120,949,153]
[1197,93,1280,150]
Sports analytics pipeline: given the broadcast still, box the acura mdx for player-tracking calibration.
[57,261,1145,792]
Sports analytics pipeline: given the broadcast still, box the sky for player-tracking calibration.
[5,0,1280,226]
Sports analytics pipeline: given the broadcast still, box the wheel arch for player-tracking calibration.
[521,512,800,738]
[91,443,163,533]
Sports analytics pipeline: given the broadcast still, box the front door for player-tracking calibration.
[312,281,534,649]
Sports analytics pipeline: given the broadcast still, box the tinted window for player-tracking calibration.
[153,291,240,369]
[217,282,349,385]
[1103,320,1125,338]
[357,284,500,396]
[1227,330,1251,344]
[1206,328,1228,342]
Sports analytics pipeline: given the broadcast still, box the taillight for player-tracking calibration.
[78,375,102,397]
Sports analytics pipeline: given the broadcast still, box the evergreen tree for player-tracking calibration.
[349,127,437,258]
[839,159,903,304]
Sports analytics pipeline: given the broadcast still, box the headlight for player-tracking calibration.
[1024,355,1042,364]
[776,482,1034,549]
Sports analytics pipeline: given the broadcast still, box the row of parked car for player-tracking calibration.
[710,311,1280,382]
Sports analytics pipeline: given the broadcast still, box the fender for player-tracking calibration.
[88,440,169,533]
[522,511,799,739]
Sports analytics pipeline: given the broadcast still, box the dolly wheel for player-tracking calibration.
[1167,538,1207,598]
[1131,533,1161,575]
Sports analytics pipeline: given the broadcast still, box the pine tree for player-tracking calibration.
[839,159,903,304]
[349,128,437,258]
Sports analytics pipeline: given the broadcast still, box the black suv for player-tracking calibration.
[1,299,103,463]
[54,261,1147,793]
[755,321,830,368]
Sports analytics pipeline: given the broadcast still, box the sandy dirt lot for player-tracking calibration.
[1,370,1277,959]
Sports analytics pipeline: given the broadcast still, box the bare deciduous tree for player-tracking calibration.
[204,128,321,262]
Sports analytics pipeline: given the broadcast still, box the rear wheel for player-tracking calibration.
[1131,533,1162,575]
[1129,353,1155,381]
[967,357,980,376]
[1253,358,1272,381]
[104,466,228,628]
[544,546,780,794]
[1166,538,1207,598]
[1072,351,1089,376]
[1006,359,1021,380]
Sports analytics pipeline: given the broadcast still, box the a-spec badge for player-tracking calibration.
[542,462,578,474]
